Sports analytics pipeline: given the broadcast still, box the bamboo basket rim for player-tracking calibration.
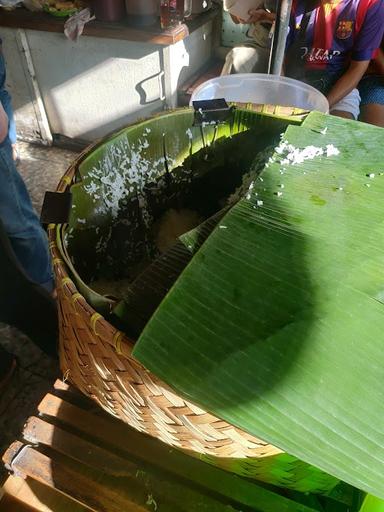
[49,161,276,448]
[49,104,309,460]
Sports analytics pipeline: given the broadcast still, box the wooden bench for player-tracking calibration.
[1,380,359,512]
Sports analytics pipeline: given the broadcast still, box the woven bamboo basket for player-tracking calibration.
[48,105,339,494]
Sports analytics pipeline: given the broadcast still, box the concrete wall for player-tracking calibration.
[1,21,213,143]
[2,28,45,142]
[26,31,164,141]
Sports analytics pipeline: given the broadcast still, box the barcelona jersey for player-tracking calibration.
[286,0,384,83]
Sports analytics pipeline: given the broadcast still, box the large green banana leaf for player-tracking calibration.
[133,112,384,498]
[360,495,384,512]
[112,208,228,337]
[66,108,290,295]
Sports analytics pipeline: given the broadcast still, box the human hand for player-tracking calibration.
[230,12,248,23]
[247,8,276,23]
[0,103,9,144]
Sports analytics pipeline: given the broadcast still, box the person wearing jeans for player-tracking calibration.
[0,55,54,387]
[0,39,18,157]
[358,41,384,126]
[0,139,54,292]
[0,46,53,292]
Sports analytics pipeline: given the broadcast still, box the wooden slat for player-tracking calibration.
[1,383,321,512]
[3,441,239,512]
[22,416,241,512]
[3,443,148,512]
[23,416,137,477]
[0,493,39,512]
[0,7,219,45]
[2,441,23,471]
[37,393,318,512]
[0,476,90,512]
[52,380,98,411]
[53,380,71,393]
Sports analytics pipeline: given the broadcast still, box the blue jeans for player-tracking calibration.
[0,143,54,291]
[0,44,17,145]
[358,75,384,106]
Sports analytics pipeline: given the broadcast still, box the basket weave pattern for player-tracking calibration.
[49,165,279,459]
[48,116,339,492]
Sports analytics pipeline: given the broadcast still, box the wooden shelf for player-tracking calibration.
[0,5,219,45]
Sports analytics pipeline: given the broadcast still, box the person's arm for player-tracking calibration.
[327,60,370,109]
[230,8,275,24]
[372,47,384,75]
[328,0,384,108]
[0,102,8,143]
[229,12,242,23]
[247,8,276,24]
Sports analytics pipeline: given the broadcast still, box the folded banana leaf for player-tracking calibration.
[112,208,229,337]
[133,112,384,498]
[360,495,384,512]
[57,224,115,317]
[66,108,292,307]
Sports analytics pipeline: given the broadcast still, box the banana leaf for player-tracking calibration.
[133,112,384,498]
[57,225,115,318]
[112,208,229,337]
[112,137,282,336]
[65,108,291,298]
[360,495,384,512]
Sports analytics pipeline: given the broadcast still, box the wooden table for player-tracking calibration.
[0,6,219,45]
[0,380,357,512]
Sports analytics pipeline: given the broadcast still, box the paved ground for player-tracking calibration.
[0,141,78,483]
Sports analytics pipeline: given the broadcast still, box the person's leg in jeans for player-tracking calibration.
[358,75,384,127]
[0,44,18,151]
[1,87,17,145]
[0,143,54,292]
[0,43,52,384]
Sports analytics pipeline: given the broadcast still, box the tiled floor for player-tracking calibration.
[0,141,78,484]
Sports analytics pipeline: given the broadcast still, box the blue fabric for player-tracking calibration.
[358,75,384,106]
[0,45,17,146]
[0,39,53,291]
[0,143,54,291]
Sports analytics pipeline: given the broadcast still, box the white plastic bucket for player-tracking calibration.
[190,73,329,113]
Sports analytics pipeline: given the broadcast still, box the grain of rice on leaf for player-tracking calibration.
[133,112,384,498]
